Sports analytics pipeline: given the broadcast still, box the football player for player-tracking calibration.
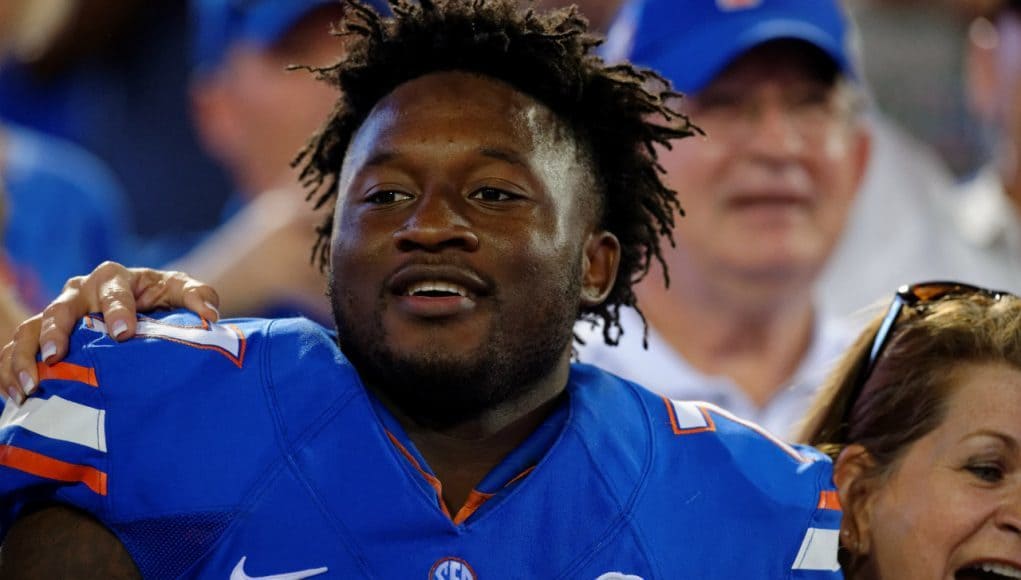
[0,1,841,577]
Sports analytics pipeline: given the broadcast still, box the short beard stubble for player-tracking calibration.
[328,259,582,430]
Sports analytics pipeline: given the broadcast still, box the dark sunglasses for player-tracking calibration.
[844,281,1013,423]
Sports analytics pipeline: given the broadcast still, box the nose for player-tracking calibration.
[393,191,480,253]
[996,485,1021,536]
[743,100,807,158]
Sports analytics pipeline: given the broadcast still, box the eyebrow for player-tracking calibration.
[961,430,1019,452]
[362,150,400,169]
[479,147,529,168]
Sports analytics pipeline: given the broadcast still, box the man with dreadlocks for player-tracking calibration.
[0,1,841,577]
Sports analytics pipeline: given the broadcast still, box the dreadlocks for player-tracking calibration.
[295,0,697,346]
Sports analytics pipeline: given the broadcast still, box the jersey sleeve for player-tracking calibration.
[788,443,843,579]
[658,398,843,578]
[0,309,272,544]
[0,323,110,541]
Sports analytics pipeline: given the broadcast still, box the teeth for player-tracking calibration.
[977,563,1021,579]
[406,281,468,297]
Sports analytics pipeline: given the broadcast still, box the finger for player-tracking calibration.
[133,270,166,311]
[37,292,91,365]
[97,276,138,342]
[0,340,23,406]
[181,281,220,322]
[7,315,44,403]
[177,269,219,318]
[142,271,220,322]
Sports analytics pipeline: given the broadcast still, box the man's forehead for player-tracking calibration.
[341,72,577,173]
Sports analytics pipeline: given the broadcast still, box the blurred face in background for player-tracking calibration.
[996,11,1021,180]
[969,7,1021,188]
[657,41,868,289]
[0,0,73,62]
[192,7,344,195]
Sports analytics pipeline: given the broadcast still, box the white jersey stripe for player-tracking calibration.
[791,527,840,571]
[86,315,245,367]
[670,400,712,430]
[699,402,809,463]
[0,395,106,452]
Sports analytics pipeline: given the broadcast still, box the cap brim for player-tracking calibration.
[643,18,851,94]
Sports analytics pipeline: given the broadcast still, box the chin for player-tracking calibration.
[337,321,570,429]
[356,347,548,430]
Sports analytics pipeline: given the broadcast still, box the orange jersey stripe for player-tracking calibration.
[817,490,841,511]
[452,490,494,525]
[385,431,451,519]
[0,444,107,495]
[505,465,536,487]
[37,361,98,387]
[384,431,537,525]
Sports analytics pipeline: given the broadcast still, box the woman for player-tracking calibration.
[800,281,1021,579]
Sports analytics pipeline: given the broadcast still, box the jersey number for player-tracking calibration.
[85,315,247,368]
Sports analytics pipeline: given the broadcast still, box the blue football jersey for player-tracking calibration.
[1,311,842,579]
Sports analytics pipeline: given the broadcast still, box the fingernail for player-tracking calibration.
[41,341,57,362]
[204,301,220,320]
[111,320,128,339]
[6,386,21,406]
[18,371,35,396]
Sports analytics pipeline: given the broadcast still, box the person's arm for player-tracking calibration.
[0,505,140,579]
[164,187,329,321]
[0,263,218,405]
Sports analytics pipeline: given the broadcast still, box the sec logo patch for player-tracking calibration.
[430,557,476,580]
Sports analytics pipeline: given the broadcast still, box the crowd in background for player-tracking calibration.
[0,1,1019,577]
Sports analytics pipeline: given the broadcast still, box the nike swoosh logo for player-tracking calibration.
[230,556,329,580]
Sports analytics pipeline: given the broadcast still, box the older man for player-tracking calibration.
[577,0,869,437]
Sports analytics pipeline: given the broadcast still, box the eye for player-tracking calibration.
[790,88,832,108]
[966,462,1006,483]
[365,190,413,205]
[692,92,743,113]
[469,187,520,203]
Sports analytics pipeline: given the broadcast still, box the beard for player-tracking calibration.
[328,261,581,430]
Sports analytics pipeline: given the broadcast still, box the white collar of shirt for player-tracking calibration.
[955,165,1021,252]
[574,307,853,437]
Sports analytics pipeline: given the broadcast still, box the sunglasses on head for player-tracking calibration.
[843,281,1013,424]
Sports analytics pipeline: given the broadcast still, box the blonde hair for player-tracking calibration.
[800,292,1021,462]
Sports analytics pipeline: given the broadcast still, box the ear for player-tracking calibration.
[579,230,621,307]
[834,444,879,556]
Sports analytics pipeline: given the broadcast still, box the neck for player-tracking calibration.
[637,265,816,408]
[372,351,571,515]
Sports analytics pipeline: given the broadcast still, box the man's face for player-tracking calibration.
[196,8,345,193]
[328,71,614,427]
[658,42,868,286]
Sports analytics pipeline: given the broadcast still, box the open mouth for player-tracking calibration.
[955,562,1021,579]
[405,281,469,298]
